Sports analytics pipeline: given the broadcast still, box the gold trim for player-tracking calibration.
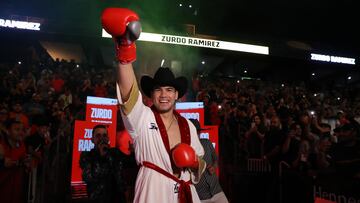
[121,79,139,115]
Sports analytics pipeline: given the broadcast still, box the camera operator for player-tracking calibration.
[79,124,126,203]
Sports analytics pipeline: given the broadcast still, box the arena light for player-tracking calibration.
[310,53,356,65]
[102,29,269,55]
[0,18,41,31]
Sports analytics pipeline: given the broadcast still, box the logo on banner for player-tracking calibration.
[180,112,200,120]
[0,18,41,31]
[78,128,94,152]
[314,186,359,203]
[161,36,220,48]
[91,108,112,119]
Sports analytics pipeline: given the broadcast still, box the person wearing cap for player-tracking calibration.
[101,8,206,203]
[189,119,229,203]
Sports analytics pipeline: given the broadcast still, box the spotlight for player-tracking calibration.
[311,73,315,76]
[244,70,247,73]
[179,3,182,7]
[281,84,285,87]
[201,61,205,65]
[18,61,21,65]
[347,76,352,80]
[189,5,192,8]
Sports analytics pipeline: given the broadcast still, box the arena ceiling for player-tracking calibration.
[1,0,359,67]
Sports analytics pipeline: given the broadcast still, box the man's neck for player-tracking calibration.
[159,110,174,122]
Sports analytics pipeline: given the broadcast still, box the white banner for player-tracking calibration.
[0,18,41,31]
[102,29,269,55]
[311,53,356,65]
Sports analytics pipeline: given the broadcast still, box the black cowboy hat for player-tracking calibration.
[140,67,188,98]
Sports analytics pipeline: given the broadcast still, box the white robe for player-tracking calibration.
[117,86,205,203]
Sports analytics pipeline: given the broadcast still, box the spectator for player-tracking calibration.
[79,124,126,203]
[191,119,229,203]
[58,86,73,109]
[329,123,360,179]
[282,123,302,165]
[245,113,266,158]
[23,93,46,123]
[0,120,31,203]
[36,71,52,100]
[22,71,37,98]
[93,74,108,98]
[51,73,65,94]
[263,115,285,169]
[79,78,93,101]
[0,107,9,140]
[9,101,30,130]
[25,116,52,165]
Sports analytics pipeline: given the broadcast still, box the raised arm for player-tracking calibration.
[101,8,141,102]
[117,63,136,102]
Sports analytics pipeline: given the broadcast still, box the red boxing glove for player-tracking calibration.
[172,143,199,169]
[101,8,141,64]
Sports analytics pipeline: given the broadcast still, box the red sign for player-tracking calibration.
[199,125,219,155]
[71,96,118,199]
[176,102,219,175]
[176,102,205,126]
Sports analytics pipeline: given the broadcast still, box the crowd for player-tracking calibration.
[0,44,359,203]
[0,47,120,202]
[192,74,360,202]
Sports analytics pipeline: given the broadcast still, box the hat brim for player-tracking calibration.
[140,75,187,99]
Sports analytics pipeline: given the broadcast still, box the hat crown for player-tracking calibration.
[153,67,176,85]
[140,67,188,98]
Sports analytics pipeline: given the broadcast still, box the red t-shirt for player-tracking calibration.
[9,112,30,129]
[94,85,108,97]
[0,139,27,203]
[51,78,65,93]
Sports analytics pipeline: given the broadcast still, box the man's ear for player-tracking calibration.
[175,90,179,100]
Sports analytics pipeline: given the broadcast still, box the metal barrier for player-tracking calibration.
[27,167,37,203]
[247,158,272,173]
[279,161,290,203]
[25,118,74,203]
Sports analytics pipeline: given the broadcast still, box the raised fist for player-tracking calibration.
[101,8,141,64]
